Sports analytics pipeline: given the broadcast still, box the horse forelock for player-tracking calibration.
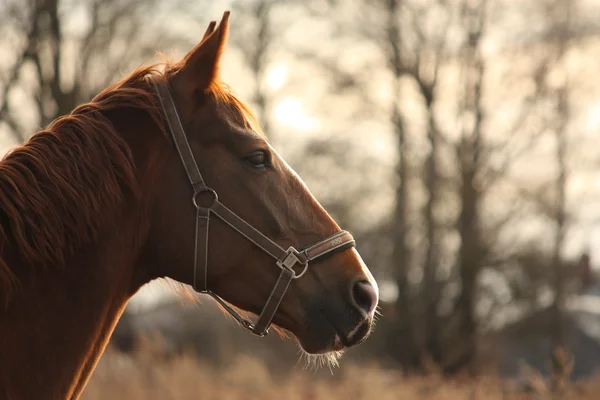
[206,81,264,136]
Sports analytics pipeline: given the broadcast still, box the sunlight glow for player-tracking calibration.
[585,100,600,133]
[273,97,319,132]
[379,280,398,303]
[265,63,287,90]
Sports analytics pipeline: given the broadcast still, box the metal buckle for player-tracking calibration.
[277,247,309,279]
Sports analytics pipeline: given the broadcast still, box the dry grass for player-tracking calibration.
[82,337,600,400]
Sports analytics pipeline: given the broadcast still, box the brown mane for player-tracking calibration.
[0,62,261,303]
[0,65,165,301]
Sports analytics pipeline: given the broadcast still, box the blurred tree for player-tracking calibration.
[0,0,203,143]
[447,0,488,374]
[229,0,277,134]
[545,0,574,365]
[383,0,419,369]
[341,0,595,374]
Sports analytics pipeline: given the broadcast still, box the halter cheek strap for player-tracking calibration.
[148,74,355,337]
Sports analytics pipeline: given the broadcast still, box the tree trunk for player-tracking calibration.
[385,0,421,370]
[422,95,441,366]
[450,0,486,374]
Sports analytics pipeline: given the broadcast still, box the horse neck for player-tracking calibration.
[0,114,157,399]
[0,219,144,400]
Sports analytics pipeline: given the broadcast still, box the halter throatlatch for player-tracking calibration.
[148,75,356,336]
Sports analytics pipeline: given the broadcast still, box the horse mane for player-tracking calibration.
[0,60,262,303]
[0,65,166,301]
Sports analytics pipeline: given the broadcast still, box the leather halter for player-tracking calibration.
[148,75,356,336]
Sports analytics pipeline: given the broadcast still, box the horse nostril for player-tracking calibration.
[351,280,378,317]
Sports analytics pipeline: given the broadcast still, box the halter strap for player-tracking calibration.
[148,74,355,336]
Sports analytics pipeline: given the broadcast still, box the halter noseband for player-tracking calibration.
[148,75,356,337]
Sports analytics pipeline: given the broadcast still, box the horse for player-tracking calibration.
[0,11,378,399]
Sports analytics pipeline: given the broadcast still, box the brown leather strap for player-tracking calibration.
[253,267,294,335]
[301,230,355,261]
[149,75,210,292]
[149,76,206,193]
[194,207,210,291]
[211,201,287,261]
[212,201,355,272]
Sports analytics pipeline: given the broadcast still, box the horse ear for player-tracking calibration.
[201,20,217,42]
[172,11,230,97]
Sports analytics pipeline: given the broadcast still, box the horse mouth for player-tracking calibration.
[332,334,344,351]
[320,309,372,352]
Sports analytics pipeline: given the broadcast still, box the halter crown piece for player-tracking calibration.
[148,75,356,336]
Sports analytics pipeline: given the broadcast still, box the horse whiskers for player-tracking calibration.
[296,344,344,375]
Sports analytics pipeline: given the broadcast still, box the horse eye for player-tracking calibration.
[245,151,269,169]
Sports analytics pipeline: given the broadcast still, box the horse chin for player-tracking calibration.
[290,326,347,371]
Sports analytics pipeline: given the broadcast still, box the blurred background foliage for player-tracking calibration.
[3,0,600,396]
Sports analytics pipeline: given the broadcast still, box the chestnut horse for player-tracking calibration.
[0,11,378,400]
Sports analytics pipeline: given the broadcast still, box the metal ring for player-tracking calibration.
[192,188,219,210]
[293,262,309,279]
